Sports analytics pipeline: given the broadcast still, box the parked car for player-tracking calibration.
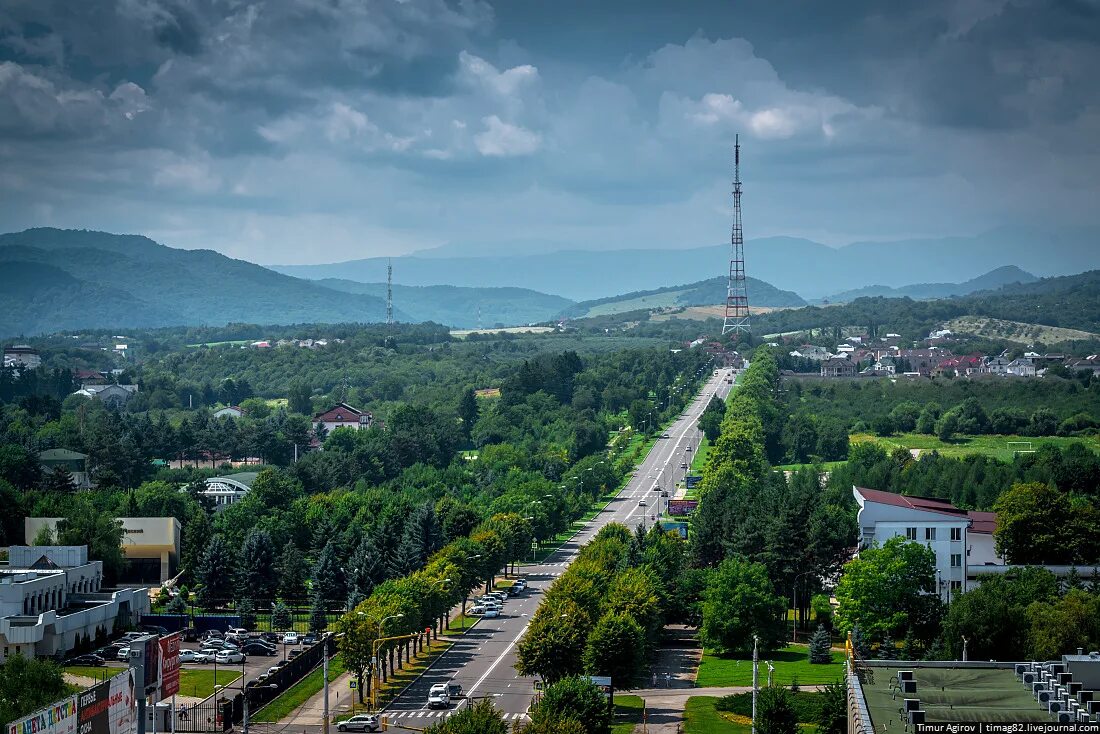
[270,660,289,670]
[288,649,304,660]
[191,651,213,664]
[241,641,276,656]
[141,625,169,636]
[282,631,300,645]
[69,654,105,666]
[199,646,224,659]
[178,650,198,664]
[227,627,249,638]
[180,628,200,642]
[301,633,319,646]
[483,608,500,619]
[116,647,131,661]
[336,714,380,732]
[468,605,486,615]
[427,685,450,709]
[215,650,246,664]
[261,632,281,644]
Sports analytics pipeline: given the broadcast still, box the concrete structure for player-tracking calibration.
[0,546,149,661]
[38,449,92,489]
[3,345,41,370]
[313,402,373,434]
[72,383,138,407]
[202,471,258,512]
[853,486,1005,601]
[213,405,244,419]
[25,518,180,584]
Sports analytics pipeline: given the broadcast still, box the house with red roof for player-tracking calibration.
[313,402,373,435]
[853,486,1003,600]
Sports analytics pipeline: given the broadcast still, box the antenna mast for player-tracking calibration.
[722,134,751,335]
[386,259,394,325]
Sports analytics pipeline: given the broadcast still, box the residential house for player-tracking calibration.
[72,384,138,407]
[981,356,1012,375]
[213,405,245,419]
[1067,356,1100,378]
[934,354,984,377]
[0,545,150,662]
[789,344,830,361]
[38,449,92,489]
[853,486,1005,600]
[1006,358,1036,377]
[313,403,374,434]
[3,345,40,370]
[820,357,856,378]
[901,348,954,376]
[72,369,107,385]
[202,472,258,512]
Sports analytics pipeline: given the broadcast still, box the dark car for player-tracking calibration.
[241,641,276,656]
[287,649,304,660]
[141,625,169,636]
[181,627,200,642]
[70,654,106,666]
[301,634,319,646]
[260,632,281,644]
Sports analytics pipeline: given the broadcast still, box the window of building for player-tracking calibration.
[950,580,962,592]
[951,553,962,568]
[925,527,937,541]
[906,527,917,540]
[951,527,962,541]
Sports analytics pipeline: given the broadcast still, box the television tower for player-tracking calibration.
[386,259,394,325]
[722,134,750,335]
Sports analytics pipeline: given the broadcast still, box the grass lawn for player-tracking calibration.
[442,613,479,636]
[695,644,844,688]
[611,694,645,734]
[851,432,1099,461]
[253,654,346,722]
[775,460,847,472]
[690,435,710,474]
[684,697,751,734]
[64,666,241,697]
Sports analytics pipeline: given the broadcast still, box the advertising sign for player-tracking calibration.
[7,695,78,734]
[659,520,688,539]
[158,632,181,698]
[77,670,136,734]
[666,499,698,516]
[685,475,701,489]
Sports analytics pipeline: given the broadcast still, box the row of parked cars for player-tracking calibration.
[67,627,317,667]
[467,577,527,618]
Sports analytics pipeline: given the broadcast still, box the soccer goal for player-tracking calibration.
[1007,440,1034,458]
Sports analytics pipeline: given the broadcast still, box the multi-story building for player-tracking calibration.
[0,546,149,661]
[25,518,181,584]
[3,345,41,370]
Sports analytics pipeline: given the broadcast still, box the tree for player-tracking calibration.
[239,529,276,600]
[877,633,898,660]
[901,628,920,661]
[582,611,646,689]
[1028,408,1059,436]
[166,594,188,616]
[31,524,55,546]
[277,542,309,600]
[815,680,848,734]
[287,380,313,415]
[993,482,1084,565]
[422,699,508,734]
[756,685,798,734]
[308,592,328,633]
[810,594,833,632]
[916,403,941,434]
[515,718,586,734]
[197,536,239,607]
[531,676,611,734]
[835,536,939,641]
[347,535,385,603]
[700,558,787,655]
[40,465,75,493]
[57,498,126,584]
[311,540,345,605]
[0,654,70,727]
[457,388,479,441]
[808,625,832,664]
[941,568,1058,660]
[935,409,961,441]
[237,598,257,629]
[516,602,591,684]
[850,624,872,660]
[272,600,293,631]
[1025,589,1100,660]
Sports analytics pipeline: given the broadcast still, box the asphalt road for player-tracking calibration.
[379,368,736,730]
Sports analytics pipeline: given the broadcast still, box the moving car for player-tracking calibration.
[214,650,246,664]
[447,682,462,698]
[427,684,450,709]
[639,499,647,507]
[69,654,105,666]
[680,462,688,469]
[661,433,670,439]
[483,608,500,618]
[335,715,379,732]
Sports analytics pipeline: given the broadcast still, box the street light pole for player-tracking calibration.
[751,634,759,734]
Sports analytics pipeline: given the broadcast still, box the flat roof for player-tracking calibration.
[863,666,1049,724]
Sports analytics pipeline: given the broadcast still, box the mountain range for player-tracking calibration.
[822,265,1039,303]
[274,226,1099,301]
[562,276,806,318]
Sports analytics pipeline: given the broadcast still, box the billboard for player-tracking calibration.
[666,499,698,516]
[685,475,701,489]
[7,694,78,734]
[77,670,137,734]
[158,632,181,698]
[659,520,688,539]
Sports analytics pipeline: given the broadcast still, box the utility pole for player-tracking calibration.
[386,259,394,325]
[322,634,330,734]
[751,634,759,734]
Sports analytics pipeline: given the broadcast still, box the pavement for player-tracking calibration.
[373,368,736,732]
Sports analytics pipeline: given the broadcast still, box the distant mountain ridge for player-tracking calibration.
[273,226,1099,301]
[823,265,1039,303]
[561,275,806,318]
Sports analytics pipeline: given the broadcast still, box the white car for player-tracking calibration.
[468,605,486,615]
[484,608,500,619]
[427,691,450,709]
[336,715,379,732]
[178,649,198,664]
[282,631,300,645]
[116,647,131,661]
[214,650,245,664]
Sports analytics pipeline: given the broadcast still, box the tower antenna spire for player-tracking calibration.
[722,134,751,335]
[386,258,394,325]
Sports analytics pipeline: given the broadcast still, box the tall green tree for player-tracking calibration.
[815,681,848,734]
[531,676,611,734]
[457,388,479,441]
[516,601,591,684]
[0,655,70,728]
[756,685,798,734]
[582,611,646,689]
[238,528,276,600]
[422,699,508,734]
[835,536,939,641]
[57,497,126,584]
[287,380,313,416]
[277,542,309,599]
[196,535,239,606]
[700,557,787,654]
[311,540,345,604]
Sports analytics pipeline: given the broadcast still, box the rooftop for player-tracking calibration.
[863,665,1049,724]
[855,486,970,519]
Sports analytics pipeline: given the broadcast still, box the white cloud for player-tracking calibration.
[458,51,539,96]
[474,115,541,156]
[153,157,221,194]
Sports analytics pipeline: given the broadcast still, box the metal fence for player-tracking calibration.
[173,699,233,733]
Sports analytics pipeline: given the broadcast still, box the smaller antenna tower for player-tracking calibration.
[722,134,751,335]
[477,305,482,330]
[386,259,394,325]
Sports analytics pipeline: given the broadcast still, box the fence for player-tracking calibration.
[142,599,346,634]
[174,699,234,733]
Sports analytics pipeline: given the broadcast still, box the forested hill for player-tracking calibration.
[0,228,397,336]
[823,265,1038,303]
[316,279,572,328]
[749,269,1100,343]
[561,275,806,318]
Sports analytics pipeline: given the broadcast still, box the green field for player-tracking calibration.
[611,694,645,734]
[683,697,752,734]
[696,644,844,688]
[690,435,710,474]
[851,432,1100,461]
[64,666,240,697]
[441,613,480,635]
[252,654,345,722]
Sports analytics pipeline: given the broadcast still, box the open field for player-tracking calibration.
[650,305,782,322]
[946,315,1098,344]
[683,697,752,734]
[696,644,844,688]
[851,432,1100,461]
[449,325,556,337]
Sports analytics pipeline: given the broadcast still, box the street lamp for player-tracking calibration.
[432,578,452,633]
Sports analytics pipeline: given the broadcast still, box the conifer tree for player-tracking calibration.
[808,625,832,664]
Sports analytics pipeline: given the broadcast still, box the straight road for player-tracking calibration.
[379,368,736,730]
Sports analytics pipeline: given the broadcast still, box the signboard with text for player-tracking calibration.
[667,499,698,516]
[77,670,136,734]
[659,520,688,539]
[158,632,180,698]
[7,694,78,734]
[685,475,701,489]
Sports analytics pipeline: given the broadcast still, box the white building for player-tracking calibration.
[25,518,181,584]
[1006,358,1036,377]
[0,546,149,662]
[313,403,373,435]
[213,406,244,419]
[853,486,1004,601]
[202,471,258,512]
[3,345,41,370]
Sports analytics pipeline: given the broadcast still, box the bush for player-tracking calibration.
[756,685,798,734]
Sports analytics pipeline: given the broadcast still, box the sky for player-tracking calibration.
[1,0,1098,265]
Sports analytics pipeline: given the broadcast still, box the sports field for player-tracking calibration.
[863,666,1048,724]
